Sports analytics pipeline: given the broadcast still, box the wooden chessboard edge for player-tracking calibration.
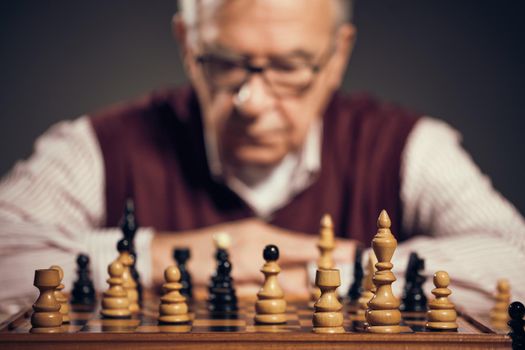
[0,330,511,343]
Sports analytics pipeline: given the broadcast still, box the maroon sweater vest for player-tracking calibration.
[90,87,419,245]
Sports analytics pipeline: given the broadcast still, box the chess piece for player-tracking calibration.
[318,214,335,269]
[365,210,402,333]
[71,254,96,306]
[159,265,190,324]
[208,255,238,313]
[311,214,336,301]
[129,250,142,305]
[508,301,525,350]
[255,245,287,324]
[356,251,377,322]
[117,238,140,313]
[174,247,193,299]
[490,279,511,330]
[120,199,142,305]
[208,232,238,314]
[400,252,427,312]
[208,232,233,294]
[214,231,232,251]
[101,260,131,319]
[312,268,344,333]
[49,265,70,323]
[347,245,364,303]
[425,271,458,330]
[30,269,63,333]
[209,248,229,293]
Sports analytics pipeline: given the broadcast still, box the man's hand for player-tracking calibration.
[152,218,357,292]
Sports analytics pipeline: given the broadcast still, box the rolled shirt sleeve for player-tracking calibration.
[397,117,525,313]
[0,116,153,301]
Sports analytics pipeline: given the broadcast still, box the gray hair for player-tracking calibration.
[177,0,354,28]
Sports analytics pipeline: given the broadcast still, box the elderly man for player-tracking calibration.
[0,0,524,311]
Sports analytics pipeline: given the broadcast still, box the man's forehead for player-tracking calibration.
[197,0,335,24]
[193,0,335,55]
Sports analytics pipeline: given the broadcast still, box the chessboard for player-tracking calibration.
[0,296,511,350]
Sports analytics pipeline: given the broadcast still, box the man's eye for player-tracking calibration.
[209,59,242,72]
[270,61,303,72]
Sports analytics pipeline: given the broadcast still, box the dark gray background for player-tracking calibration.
[1,0,524,215]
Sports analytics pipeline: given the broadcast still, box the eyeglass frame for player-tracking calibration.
[193,44,336,97]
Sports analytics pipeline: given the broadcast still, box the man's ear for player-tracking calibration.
[172,12,196,75]
[328,23,357,90]
[172,13,187,53]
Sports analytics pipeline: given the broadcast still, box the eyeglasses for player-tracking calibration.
[194,47,334,97]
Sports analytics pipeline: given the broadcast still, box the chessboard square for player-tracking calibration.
[193,319,246,327]
[82,325,136,333]
[63,324,83,333]
[285,305,298,312]
[299,318,313,328]
[12,323,31,333]
[155,324,192,333]
[455,318,479,334]
[286,318,301,327]
[70,319,89,326]
[246,324,301,333]
[400,325,414,333]
[402,311,426,320]
[139,324,190,333]
[135,325,161,333]
[70,312,93,320]
[286,313,299,321]
[138,316,159,326]
[192,325,244,332]
[297,309,312,316]
[342,319,353,327]
[87,318,141,328]
[140,309,160,319]
[194,310,212,317]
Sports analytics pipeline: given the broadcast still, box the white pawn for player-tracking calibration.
[213,231,232,251]
[159,265,190,324]
[117,239,140,313]
[49,265,70,323]
[255,245,287,324]
[100,260,131,319]
[426,271,458,330]
[312,268,344,333]
[490,279,511,330]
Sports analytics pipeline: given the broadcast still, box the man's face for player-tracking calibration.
[179,0,354,169]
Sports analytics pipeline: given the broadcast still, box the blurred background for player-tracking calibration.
[1,0,524,214]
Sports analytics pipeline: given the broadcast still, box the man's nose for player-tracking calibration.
[233,75,275,118]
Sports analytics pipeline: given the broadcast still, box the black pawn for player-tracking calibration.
[120,199,142,304]
[400,252,427,312]
[71,254,96,306]
[174,247,193,299]
[208,248,229,293]
[264,244,279,261]
[347,245,364,303]
[508,301,525,350]
[208,254,238,314]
